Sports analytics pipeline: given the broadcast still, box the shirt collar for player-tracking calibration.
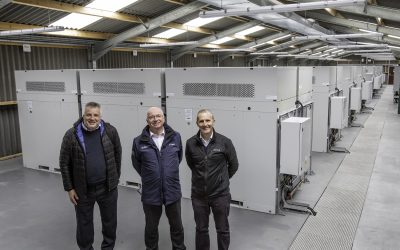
[150,128,165,138]
[200,131,213,142]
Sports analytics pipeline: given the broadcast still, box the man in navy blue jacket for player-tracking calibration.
[131,107,186,250]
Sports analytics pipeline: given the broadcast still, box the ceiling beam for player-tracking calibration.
[304,12,400,39]
[250,39,309,61]
[287,41,325,54]
[0,21,232,49]
[11,0,255,41]
[218,31,292,61]
[92,1,207,60]
[171,20,262,61]
[285,0,400,23]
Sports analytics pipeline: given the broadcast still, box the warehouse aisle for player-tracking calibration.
[290,86,399,250]
[352,86,400,249]
[1,87,396,250]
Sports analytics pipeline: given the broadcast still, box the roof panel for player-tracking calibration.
[120,0,178,18]
[84,18,137,33]
[0,4,67,26]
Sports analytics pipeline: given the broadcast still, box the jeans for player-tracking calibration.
[192,194,231,250]
[75,183,118,250]
[142,199,186,250]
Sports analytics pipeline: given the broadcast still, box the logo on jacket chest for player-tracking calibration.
[140,145,149,150]
[212,148,221,152]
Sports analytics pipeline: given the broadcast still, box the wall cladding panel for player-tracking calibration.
[220,56,246,67]
[0,44,88,158]
[174,54,216,68]
[97,51,168,68]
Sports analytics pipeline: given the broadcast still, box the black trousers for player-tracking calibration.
[192,194,231,250]
[75,184,118,250]
[142,199,186,250]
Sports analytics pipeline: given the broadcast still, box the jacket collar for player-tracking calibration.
[140,123,174,142]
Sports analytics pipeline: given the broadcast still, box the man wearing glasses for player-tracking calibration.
[131,107,186,250]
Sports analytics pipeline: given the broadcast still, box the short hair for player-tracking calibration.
[85,102,101,109]
[196,109,214,122]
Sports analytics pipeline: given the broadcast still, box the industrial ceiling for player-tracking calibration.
[0,0,399,63]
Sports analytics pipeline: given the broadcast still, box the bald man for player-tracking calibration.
[131,107,186,250]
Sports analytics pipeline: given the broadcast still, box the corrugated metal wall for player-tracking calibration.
[220,56,247,67]
[97,51,168,68]
[174,54,216,67]
[0,44,88,158]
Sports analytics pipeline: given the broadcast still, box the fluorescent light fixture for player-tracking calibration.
[358,28,378,33]
[235,26,265,36]
[346,49,391,53]
[277,54,349,61]
[51,0,138,29]
[323,47,338,53]
[388,45,400,50]
[210,48,256,52]
[328,44,388,49]
[292,32,383,41]
[139,41,198,47]
[211,37,235,45]
[355,53,393,56]
[310,52,321,56]
[153,29,186,39]
[250,34,292,48]
[388,34,400,40]
[250,52,289,55]
[199,0,366,18]
[0,26,65,36]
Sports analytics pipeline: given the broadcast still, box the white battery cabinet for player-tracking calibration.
[79,68,164,189]
[330,96,347,129]
[362,80,373,101]
[15,70,79,172]
[374,76,381,90]
[350,87,362,112]
[280,117,311,176]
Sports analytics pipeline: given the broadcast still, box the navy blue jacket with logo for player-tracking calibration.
[131,124,183,206]
[185,130,239,199]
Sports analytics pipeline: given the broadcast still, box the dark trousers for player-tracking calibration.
[142,199,186,250]
[192,194,231,250]
[75,184,118,250]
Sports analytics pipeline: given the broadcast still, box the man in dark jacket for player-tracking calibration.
[131,107,186,250]
[185,109,239,250]
[59,102,122,250]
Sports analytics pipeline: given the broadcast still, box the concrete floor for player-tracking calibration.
[0,86,398,250]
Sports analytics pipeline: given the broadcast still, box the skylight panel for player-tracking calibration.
[152,17,223,39]
[185,17,223,27]
[235,25,265,36]
[51,13,102,30]
[211,37,235,44]
[153,29,186,39]
[50,0,138,29]
[87,0,138,12]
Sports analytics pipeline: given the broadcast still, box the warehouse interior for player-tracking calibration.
[1,0,400,249]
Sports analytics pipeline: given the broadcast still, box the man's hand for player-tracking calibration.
[68,189,79,205]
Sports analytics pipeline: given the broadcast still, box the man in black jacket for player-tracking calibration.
[59,102,122,250]
[185,109,239,250]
